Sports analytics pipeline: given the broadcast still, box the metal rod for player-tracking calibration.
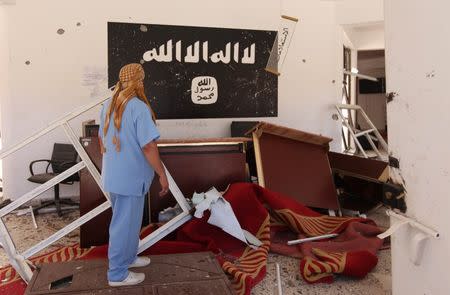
[23,201,111,259]
[0,87,193,283]
[335,106,368,158]
[62,123,110,202]
[0,218,33,281]
[0,88,112,160]
[276,263,283,295]
[162,163,190,212]
[287,233,339,245]
[343,70,378,82]
[386,210,440,239]
[30,206,38,229]
[0,162,85,217]
[138,212,192,254]
[358,108,389,152]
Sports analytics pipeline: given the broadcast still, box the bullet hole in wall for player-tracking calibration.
[140,25,148,32]
[57,28,65,35]
[76,22,82,27]
[332,114,339,121]
[25,60,31,65]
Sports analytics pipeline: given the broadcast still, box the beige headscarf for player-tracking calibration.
[103,63,156,152]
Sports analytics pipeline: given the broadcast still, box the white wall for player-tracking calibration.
[336,0,384,25]
[278,0,342,145]
[385,0,450,294]
[0,7,9,181]
[343,22,385,50]
[2,0,346,200]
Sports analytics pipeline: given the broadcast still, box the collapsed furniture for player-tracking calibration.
[79,137,249,247]
[328,151,406,213]
[247,122,340,211]
[1,183,386,295]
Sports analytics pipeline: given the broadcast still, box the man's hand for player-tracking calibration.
[142,141,169,197]
[159,174,169,196]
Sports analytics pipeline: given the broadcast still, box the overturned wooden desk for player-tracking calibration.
[80,137,249,248]
[24,252,235,295]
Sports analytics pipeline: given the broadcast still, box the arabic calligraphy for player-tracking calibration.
[191,76,218,105]
[143,40,256,64]
[277,27,289,61]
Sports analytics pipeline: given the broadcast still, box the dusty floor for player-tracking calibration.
[0,203,391,295]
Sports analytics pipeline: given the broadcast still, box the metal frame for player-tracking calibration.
[335,104,389,160]
[0,89,192,283]
[378,210,439,266]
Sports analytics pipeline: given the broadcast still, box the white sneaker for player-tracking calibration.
[129,256,151,268]
[108,271,145,287]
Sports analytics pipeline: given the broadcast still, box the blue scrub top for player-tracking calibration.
[99,97,160,196]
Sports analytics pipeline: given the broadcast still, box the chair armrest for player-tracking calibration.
[29,159,52,176]
[58,161,78,171]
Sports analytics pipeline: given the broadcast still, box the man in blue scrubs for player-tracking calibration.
[99,63,169,287]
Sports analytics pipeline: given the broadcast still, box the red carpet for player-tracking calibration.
[0,183,383,295]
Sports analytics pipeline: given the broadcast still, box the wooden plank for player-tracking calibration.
[328,151,389,181]
[25,252,234,295]
[246,122,332,147]
[156,137,251,146]
[253,132,265,187]
[256,132,339,210]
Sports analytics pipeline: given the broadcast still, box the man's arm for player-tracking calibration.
[142,141,169,196]
[99,137,105,154]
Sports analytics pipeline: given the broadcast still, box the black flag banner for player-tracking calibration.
[108,22,278,119]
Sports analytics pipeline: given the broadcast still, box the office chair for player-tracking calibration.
[28,143,80,216]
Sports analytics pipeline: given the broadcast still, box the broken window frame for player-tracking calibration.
[0,89,191,283]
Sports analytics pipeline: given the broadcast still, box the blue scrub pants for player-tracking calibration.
[107,193,145,282]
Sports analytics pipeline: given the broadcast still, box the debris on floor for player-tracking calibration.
[0,122,396,295]
[193,187,262,248]
[0,192,393,295]
[328,152,406,213]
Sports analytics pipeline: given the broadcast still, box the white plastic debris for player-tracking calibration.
[193,187,262,248]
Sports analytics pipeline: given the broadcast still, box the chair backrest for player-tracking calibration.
[50,143,78,174]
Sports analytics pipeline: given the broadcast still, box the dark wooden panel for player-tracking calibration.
[259,133,339,210]
[247,122,332,147]
[328,151,388,181]
[150,146,246,221]
[79,138,112,248]
[25,252,234,295]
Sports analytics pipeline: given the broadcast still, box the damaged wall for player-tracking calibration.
[1,0,348,200]
[2,0,355,200]
[1,0,278,200]
[385,0,450,294]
